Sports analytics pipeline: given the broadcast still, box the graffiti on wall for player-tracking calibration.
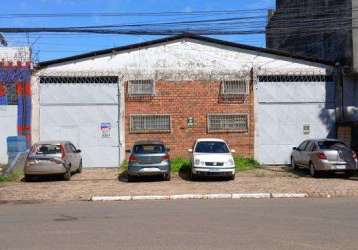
[0,61,32,147]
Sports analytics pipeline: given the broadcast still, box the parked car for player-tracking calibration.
[291,139,357,177]
[127,141,171,182]
[188,138,236,180]
[24,141,82,181]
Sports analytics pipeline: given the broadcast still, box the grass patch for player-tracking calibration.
[171,157,191,173]
[0,170,23,182]
[119,157,260,173]
[234,157,260,172]
[119,160,128,171]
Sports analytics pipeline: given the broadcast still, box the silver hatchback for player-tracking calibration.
[127,141,171,182]
[24,141,82,181]
[291,139,357,177]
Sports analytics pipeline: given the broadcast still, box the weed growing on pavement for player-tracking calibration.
[171,158,191,173]
[0,170,24,182]
[119,157,260,174]
[120,160,128,171]
[235,157,260,171]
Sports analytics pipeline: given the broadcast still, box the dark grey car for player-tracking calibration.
[127,141,171,182]
[291,139,357,177]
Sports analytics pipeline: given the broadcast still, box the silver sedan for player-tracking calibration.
[24,141,82,181]
[291,139,357,177]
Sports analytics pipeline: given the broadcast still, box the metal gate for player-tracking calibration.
[39,75,120,168]
[256,76,336,165]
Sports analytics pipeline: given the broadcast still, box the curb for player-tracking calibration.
[90,193,309,202]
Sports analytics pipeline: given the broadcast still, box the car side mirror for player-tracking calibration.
[188,149,193,153]
[125,149,131,153]
[230,149,236,153]
[293,147,298,151]
[166,148,170,152]
[76,149,82,153]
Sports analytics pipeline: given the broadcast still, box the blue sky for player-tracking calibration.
[0,0,275,62]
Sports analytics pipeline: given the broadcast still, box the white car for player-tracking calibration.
[188,138,236,180]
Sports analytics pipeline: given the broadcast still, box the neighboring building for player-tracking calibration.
[0,47,31,164]
[266,0,358,151]
[33,35,335,166]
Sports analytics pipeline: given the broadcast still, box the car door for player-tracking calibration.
[301,141,314,167]
[69,143,81,170]
[294,140,308,165]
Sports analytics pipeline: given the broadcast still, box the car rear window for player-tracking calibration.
[133,144,165,154]
[194,141,230,153]
[32,144,61,155]
[318,141,347,150]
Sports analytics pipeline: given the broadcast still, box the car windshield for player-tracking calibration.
[133,144,165,154]
[32,144,61,155]
[318,141,347,150]
[194,141,230,153]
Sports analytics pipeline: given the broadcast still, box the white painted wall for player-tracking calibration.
[0,106,17,164]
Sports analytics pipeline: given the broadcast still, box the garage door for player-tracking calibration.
[256,77,336,165]
[39,76,120,168]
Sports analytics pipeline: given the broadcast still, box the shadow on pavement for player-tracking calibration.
[118,170,167,183]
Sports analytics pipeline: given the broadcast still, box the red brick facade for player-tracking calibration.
[125,80,254,158]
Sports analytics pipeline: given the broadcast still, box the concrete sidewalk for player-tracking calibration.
[1,168,358,202]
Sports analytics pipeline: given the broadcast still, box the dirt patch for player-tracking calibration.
[1,168,358,202]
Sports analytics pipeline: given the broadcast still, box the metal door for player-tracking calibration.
[256,80,336,165]
[39,79,120,168]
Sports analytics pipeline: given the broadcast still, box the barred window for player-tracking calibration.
[221,80,248,95]
[130,114,171,133]
[128,80,155,96]
[208,114,248,132]
[6,83,17,105]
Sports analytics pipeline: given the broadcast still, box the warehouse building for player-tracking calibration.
[32,34,336,167]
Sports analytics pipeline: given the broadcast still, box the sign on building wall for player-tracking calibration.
[100,122,112,138]
[303,124,311,135]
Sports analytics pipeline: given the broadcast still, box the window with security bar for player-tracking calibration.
[127,80,155,96]
[130,114,171,133]
[221,80,248,96]
[208,114,248,132]
[6,83,17,105]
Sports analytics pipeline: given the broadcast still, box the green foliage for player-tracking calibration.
[171,157,191,173]
[234,157,260,171]
[120,160,128,170]
[0,170,23,182]
[119,157,260,173]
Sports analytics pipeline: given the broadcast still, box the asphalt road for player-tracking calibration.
[0,199,358,250]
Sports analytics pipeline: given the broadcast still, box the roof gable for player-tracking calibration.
[37,34,335,68]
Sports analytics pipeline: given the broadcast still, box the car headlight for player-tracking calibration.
[194,159,201,166]
[227,159,234,166]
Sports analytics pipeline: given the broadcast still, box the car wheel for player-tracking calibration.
[63,170,71,181]
[291,157,298,170]
[164,173,171,181]
[190,169,198,181]
[24,175,33,182]
[309,162,320,178]
[229,174,236,181]
[344,170,354,179]
[127,174,135,182]
[77,160,83,174]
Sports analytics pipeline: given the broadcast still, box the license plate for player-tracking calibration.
[141,168,160,172]
[336,165,346,170]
